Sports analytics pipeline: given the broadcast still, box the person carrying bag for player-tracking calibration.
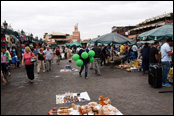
[22,47,35,83]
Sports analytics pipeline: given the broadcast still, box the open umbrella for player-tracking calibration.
[69,41,82,47]
[138,24,173,40]
[91,32,136,44]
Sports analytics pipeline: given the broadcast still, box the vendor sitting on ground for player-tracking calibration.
[123,48,136,62]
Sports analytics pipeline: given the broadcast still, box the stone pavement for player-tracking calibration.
[1,58,173,115]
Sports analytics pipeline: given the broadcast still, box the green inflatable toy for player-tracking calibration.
[81,52,88,59]
[76,59,83,67]
[89,57,94,63]
[88,50,95,57]
[72,54,80,61]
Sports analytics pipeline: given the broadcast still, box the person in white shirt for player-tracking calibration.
[160,38,173,87]
[132,44,138,59]
[43,46,54,72]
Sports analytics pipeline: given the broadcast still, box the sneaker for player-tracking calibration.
[162,83,171,87]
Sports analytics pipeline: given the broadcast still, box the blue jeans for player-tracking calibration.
[161,61,170,84]
[79,64,88,78]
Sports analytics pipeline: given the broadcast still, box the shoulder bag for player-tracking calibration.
[30,52,36,63]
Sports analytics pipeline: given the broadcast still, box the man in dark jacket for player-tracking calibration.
[92,42,102,75]
[78,43,90,80]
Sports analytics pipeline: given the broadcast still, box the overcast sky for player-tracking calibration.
[1,1,173,40]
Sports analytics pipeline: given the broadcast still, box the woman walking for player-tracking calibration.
[37,48,45,74]
[22,47,35,83]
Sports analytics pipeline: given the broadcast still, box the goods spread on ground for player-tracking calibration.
[49,96,123,115]
[114,59,142,72]
[167,67,173,83]
[56,92,90,104]
[60,65,78,72]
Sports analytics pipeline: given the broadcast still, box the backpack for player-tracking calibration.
[56,50,60,55]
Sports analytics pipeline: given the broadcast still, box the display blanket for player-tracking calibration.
[56,92,91,104]
[49,97,123,115]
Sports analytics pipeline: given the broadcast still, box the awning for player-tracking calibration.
[138,24,173,40]
[91,32,136,44]
[130,22,165,32]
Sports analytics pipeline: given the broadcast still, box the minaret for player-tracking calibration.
[75,23,78,32]
[72,24,80,42]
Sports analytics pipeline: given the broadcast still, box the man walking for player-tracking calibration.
[149,41,160,66]
[132,44,138,59]
[33,45,40,65]
[160,38,173,87]
[43,46,54,72]
[78,43,90,80]
[92,42,103,75]
[54,46,61,65]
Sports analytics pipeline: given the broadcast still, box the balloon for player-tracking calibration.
[88,50,95,57]
[72,54,80,61]
[81,52,88,59]
[76,59,83,67]
[89,57,94,63]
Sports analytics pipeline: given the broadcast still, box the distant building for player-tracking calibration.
[112,26,137,37]
[49,32,71,45]
[128,12,173,40]
[44,24,82,47]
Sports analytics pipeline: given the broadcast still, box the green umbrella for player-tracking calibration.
[138,24,173,40]
[69,41,82,47]
[81,41,90,44]
[51,44,58,48]
[91,32,136,44]
[65,43,71,46]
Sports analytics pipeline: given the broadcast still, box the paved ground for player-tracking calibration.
[1,58,173,115]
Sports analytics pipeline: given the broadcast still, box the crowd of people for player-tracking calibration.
[1,39,173,87]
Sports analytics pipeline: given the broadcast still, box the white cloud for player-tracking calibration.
[1,1,173,40]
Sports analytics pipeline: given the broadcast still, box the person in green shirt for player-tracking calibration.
[1,47,9,81]
[6,47,11,76]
